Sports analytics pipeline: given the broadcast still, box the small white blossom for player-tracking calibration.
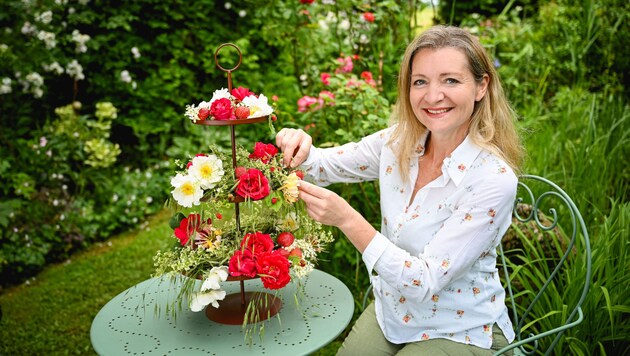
[37,31,56,49]
[72,30,90,53]
[36,11,53,24]
[339,19,351,30]
[21,22,36,35]
[238,10,246,17]
[120,70,132,83]
[224,2,232,9]
[43,62,64,75]
[0,77,11,94]
[131,46,141,59]
[66,60,85,80]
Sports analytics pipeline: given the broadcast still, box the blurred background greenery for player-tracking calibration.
[0,0,628,354]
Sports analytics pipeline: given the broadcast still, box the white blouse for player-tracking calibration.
[300,126,516,348]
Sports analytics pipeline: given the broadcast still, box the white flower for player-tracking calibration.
[66,60,85,80]
[279,212,299,231]
[188,154,224,189]
[0,77,11,94]
[37,31,56,49]
[72,30,90,53]
[238,10,246,17]
[120,70,132,83]
[170,173,203,207]
[339,19,351,30]
[131,46,141,59]
[190,289,227,311]
[224,2,232,9]
[36,11,53,24]
[43,62,64,75]
[200,266,229,291]
[242,94,273,117]
[209,88,230,104]
[21,22,36,36]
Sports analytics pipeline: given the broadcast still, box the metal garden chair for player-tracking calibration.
[361,175,592,355]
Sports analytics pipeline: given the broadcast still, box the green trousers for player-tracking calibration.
[337,303,513,356]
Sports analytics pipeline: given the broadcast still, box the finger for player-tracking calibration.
[298,181,330,200]
[290,135,312,168]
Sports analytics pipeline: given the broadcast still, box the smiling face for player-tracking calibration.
[409,47,489,143]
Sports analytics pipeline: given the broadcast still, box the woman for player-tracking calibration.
[277,25,522,355]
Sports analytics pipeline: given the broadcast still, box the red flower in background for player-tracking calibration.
[320,72,331,85]
[256,250,291,289]
[228,249,257,277]
[240,232,274,256]
[235,168,270,200]
[231,86,255,102]
[210,98,235,120]
[363,12,375,23]
[249,142,278,163]
[300,0,314,4]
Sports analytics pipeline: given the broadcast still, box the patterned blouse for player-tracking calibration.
[300,126,516,348]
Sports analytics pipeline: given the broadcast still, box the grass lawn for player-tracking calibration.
[0,210,343,355]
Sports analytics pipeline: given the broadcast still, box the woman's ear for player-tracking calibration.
[475,74,490,102]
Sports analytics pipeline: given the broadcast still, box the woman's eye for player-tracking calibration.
[413,79,426,86]
[445,78,460,84]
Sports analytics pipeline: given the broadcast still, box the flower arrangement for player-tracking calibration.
[184,87,275,122]
[154,96,333,315]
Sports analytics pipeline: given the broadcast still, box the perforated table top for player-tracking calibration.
[90,269,354,355]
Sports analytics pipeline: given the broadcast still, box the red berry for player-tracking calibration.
[235,106,250,119]
[295,170,304,180]
[271,197,278,204]
[288,247,302,258]
[215,213,222,219]
[198,108,210,120]
[277,232,295,247]
[235,166,247,178]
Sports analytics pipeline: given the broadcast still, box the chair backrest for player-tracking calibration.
[494,175,592,355]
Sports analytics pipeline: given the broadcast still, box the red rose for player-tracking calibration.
[240,232,274,256]
[228,249,257,278]
[174,213,210,246]
[231,87,255,102]
[210,98,235,120]
[235,168,270,200]
[198,107,210,121]
[256,250,291,290]
[363,12,375,23]
[248,142,278,164]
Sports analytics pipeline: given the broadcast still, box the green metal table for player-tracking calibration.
[90,269,354,355]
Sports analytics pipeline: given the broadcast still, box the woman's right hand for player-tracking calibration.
[275,128,312,168]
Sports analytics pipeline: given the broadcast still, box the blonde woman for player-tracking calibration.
[277,25,522,355]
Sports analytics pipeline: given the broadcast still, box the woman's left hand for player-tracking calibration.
[298,180,352,227]
[298,181,377,252]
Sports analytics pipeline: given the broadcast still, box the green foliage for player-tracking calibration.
[0,0,628,354]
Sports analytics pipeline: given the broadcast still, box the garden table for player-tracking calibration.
[90,269,354,355]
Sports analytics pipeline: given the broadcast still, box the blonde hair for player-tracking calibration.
[389,25,523,182]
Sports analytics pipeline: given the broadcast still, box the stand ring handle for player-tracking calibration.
[214,43,242,73]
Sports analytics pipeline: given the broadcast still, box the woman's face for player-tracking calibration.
[409,47,488,142]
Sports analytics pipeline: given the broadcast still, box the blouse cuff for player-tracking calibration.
[300,146,321,169]
[361,232,389,275]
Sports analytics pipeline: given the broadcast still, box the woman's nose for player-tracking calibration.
[425,83,444,103]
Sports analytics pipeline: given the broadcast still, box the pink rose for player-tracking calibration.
[320,72,331,86]
[335,56,353,74]
[210,98,235,120]
[297,96,323,112]
[231,87,255,102]
[229,249,257,277]
[236,168,270,200]
[256,250,291,290]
